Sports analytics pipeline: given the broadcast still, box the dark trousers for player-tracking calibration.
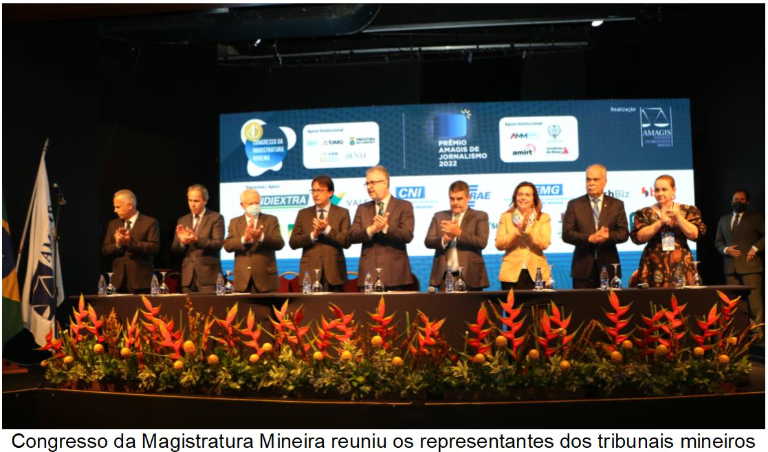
[435,270,483,292]
[245,277,275,294]
[183,273,216,294]
[501,270,535,291]
[573,261,621,289]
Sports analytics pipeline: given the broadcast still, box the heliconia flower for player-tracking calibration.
[38,327,62,352]
[140,295,161,320]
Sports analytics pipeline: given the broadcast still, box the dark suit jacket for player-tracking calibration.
[171,210,225,288]
[424,208,490,288]
[223,213,285,292]
[715,210,765,275]
[101,214,160,292]
[288,204,351,285]
[349,197,414,288]
[562,194,629,279]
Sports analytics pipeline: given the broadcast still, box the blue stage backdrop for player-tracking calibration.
[220,99,694,290]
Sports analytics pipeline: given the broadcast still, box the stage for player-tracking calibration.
[3,364,764,429]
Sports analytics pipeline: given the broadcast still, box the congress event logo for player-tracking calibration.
[241,119,297,177]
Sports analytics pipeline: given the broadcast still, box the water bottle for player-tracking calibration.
[599,266,609,290]
[224,277,234,294]
[674,264,684,288]
[216,273,225,296]
[150,274,159,296]
[534,267,544,291]
[97,274,107,297]
[364,271,373,294]
[302,271,312,294]
[445,271,455,293]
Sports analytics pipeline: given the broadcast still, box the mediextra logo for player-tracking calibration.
[640,107,673,147]
[260,194,310,209]
[396,186,425,199]
[535,184,563,196]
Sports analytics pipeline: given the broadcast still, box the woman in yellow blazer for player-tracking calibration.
[495,181,551,290]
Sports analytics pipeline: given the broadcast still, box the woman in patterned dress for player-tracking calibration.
[630,175,706,287]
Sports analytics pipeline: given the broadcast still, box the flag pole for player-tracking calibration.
[15,138,49,274]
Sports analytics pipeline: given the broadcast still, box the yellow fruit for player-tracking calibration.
[371,335,383,348]
[261,343,273,353]
[249,353,259,363]
[313,351,324,361]
[63,356,74,365]
[341,350,353,361]
[559,359,571,371]
[718,354,730,364]
[495,335,508,348]
[207,354,219,365]
[183,340,197,355]
[120,347,132,358]
[527,349,540,360]
[727,336,738,346]
[93,344,104,354]
[622,340,634,350]
[610,351,623,363]
[655,344,669,355]
[391,356,404,367]
[693,347,705,357]
[173,360,184,370]
[473,353,486,364]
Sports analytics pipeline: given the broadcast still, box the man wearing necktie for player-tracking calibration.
[223,188,285,293]
[289,175,351,291]
[562,164,629,288]
[171,184,225,293]
[350,165,415,291]
[716,188,765,341]
[425,180,490,291]
[101,189,160,294]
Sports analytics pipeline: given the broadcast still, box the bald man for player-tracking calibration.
[101,189,160,294]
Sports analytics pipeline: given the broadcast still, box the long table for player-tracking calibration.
[69,286,751,350]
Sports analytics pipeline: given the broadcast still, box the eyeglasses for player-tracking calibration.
[364,180,386,187]
[309,189,328,194]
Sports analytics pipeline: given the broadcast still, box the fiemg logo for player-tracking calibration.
[536,184,563,196]
[396,186,425,199]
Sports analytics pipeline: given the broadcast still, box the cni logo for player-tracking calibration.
[396,187,425,199]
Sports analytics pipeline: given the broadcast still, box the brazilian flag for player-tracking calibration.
[3,198,23,343]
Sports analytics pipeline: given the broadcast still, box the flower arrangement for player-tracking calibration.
[40,290,761,400]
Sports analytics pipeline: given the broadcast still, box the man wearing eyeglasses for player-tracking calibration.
[289,175,351,292]
[350,165,415,291]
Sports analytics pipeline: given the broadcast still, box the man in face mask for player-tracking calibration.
[223,188,285,293]
[715,188,765,342]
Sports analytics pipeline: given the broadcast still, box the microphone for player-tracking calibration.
[53,183,67,206]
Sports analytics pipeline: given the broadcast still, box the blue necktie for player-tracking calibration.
[591,198,600,230]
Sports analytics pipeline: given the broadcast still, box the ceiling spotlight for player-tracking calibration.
[253,38,262,47]
[591,20,604,27]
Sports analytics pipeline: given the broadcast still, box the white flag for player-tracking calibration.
[21,154,64,346]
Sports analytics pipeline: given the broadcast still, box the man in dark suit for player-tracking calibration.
[223,188,285,293]
[171,184,224,293]
[350,165,415,291]
[101,189,160,294]
[424,180,489,291]
[562,164,629,288]
[289,175,351,292]
[715,188,764,337]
